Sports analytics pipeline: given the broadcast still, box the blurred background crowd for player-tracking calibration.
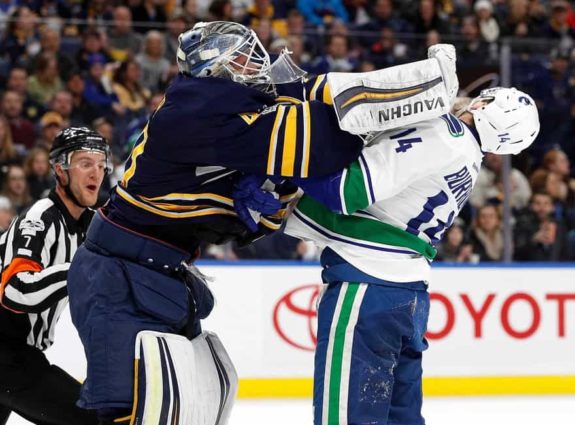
[0,0,574,262]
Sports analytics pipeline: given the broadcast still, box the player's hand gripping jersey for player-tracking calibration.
[108,73,362,250]
[285,113,483,282]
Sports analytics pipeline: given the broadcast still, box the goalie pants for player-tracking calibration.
[314,249,429,425]
[68,211,213,411]
[0,339,98,425]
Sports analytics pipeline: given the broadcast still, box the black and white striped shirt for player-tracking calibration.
[0,190,93,350]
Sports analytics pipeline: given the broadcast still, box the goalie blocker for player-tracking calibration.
[327,44,459,135]
[132,331,238,425]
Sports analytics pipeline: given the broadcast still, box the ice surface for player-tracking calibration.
[6,396,575,424]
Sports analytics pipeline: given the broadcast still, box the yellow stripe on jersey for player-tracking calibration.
[323,81,333,105]
[141,192,234,206]
[260,217,282,230]
[122,124,149,186]
[267,106,286,174]
[309,75,325,101]
[128,358,138,425]
[300,102,311,177]
[117,186,236,219]
[239,112,259,125]
[275,96,302,105]
[281,107,297,176]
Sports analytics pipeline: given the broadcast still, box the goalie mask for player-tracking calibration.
[176,21,306,95]
[468,87,539,155]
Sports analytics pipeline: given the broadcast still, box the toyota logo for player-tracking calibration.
[273,284,321,351]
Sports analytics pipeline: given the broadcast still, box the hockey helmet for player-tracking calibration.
[50,127,111,173]
[468,87,540,155]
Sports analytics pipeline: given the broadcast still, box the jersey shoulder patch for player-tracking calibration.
[19,218,46,235]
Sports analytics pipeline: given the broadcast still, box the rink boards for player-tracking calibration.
[48,262,575,397]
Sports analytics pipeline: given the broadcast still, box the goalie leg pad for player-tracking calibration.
[132,331,238,425]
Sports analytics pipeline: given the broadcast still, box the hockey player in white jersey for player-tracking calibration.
[285,87,539,425]
[234,46,540,425]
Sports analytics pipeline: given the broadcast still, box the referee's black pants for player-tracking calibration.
[0,339,98,425]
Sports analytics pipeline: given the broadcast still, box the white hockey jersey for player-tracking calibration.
[285,114,484,283]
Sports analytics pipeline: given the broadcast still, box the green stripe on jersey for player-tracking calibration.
[328,283,360,424]
[342,160,369,215]
[297,196,437,260]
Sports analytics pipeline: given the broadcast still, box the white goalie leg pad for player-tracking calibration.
[132,330,238,425]
[327,57,456,135]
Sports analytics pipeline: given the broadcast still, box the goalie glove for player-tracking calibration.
[428,43,458,104]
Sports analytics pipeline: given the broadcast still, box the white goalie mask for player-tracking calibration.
[468,87,540,155]
[177,21,306,95]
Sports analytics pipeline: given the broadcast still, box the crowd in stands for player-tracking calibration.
[0,0,574,262]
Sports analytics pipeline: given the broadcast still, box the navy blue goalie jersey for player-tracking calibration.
[108,74,362,251]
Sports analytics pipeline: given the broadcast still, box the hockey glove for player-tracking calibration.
[233,175,282,232]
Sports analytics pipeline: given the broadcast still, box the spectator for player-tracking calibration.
[530,168,574,229]
[412,0,451,35]
[470,152,532,211]
[65,72,100,126]
[357,0,412,47]
[76,29,111,72]
[0,196,15,234]
[501,0,532,38]
[182,0,201,24]
[253,17,277,50]
[49,90,74,127]
[514,192,571,261]
[0,115,20,180]
[469,204,504,262]
[474,0,500,43]
[416,28,442,58]
[26,53,63,105]
[541,0,575,42]
[457,15,496,71]
[83,53,124,117]
[107,6,143,61]
[342,0,370,26]
[77,0,114,27]
[207,0,233,21]
[435,219,478,263]
[27,27,76,82]
[286,8,321,56]
[24,145,52,200]
[243,0,288,38]
[1,90,36,150]
[36,111,64,150]
[1,7,40,66]
[1,164,33,214]
[6,66,45,122]
[135,30,171,92]
[526,47,573,151]
[112,60,150,115]
[164,12,188,65]
[367,27,409,68]
[0,1,17,40]
[297,0,349,27]
[307,34,357,73]
[131,0,168,33]
[541,148,575,193]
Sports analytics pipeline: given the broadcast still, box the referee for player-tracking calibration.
[0,128,110,425]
